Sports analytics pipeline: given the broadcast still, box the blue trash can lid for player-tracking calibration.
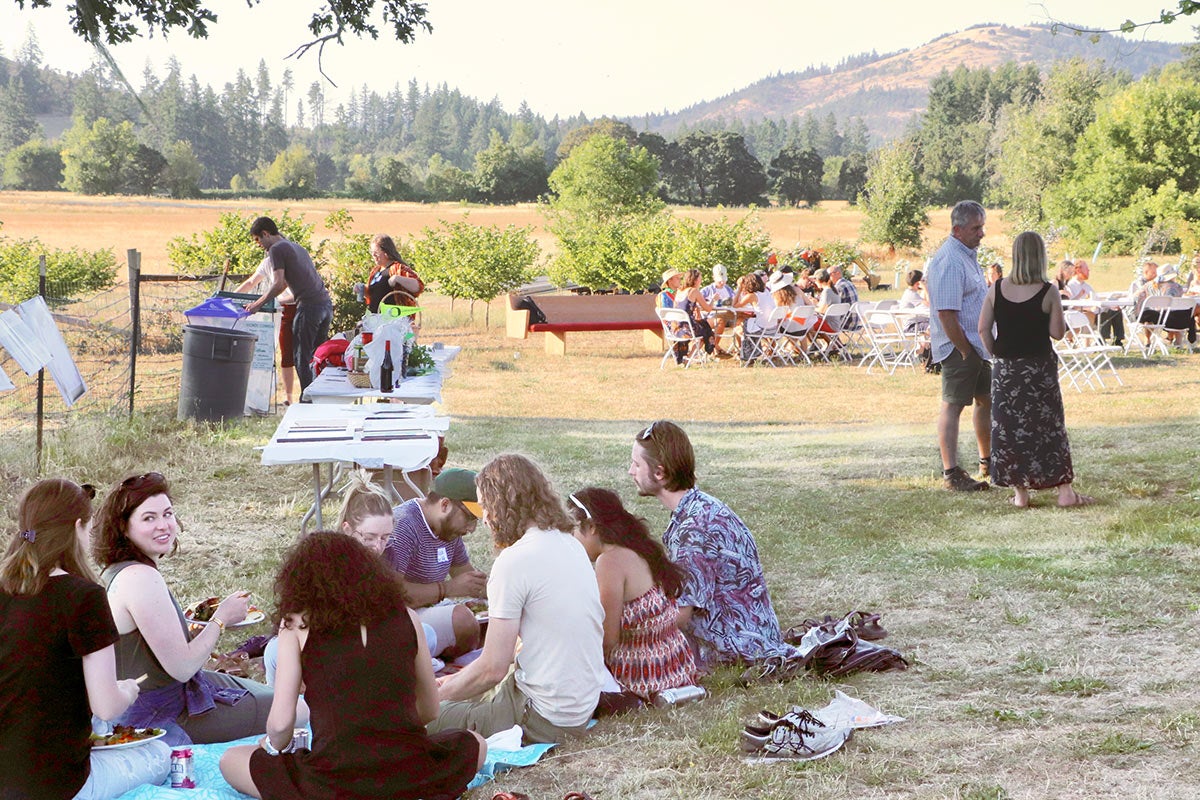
[184,296,248,320]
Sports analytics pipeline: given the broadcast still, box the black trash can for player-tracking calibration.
[177,325,259,421]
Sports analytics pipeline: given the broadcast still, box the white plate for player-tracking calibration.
[90,728,167,751]
[188,609,266,628]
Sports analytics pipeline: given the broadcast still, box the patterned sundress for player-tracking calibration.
[607,585,699,700]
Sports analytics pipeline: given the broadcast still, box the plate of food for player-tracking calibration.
[185,597,266,628]
[90,726,166,751]
[464,598,487,621]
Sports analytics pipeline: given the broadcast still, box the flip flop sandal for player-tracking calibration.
[1058,491,1096,508]
[845,611,889,641]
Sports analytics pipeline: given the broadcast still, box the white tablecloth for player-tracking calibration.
[302,345,461,405]
[261,403,449,469]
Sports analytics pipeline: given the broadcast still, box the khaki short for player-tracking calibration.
[427,670,592,744]
[940,348,991,407]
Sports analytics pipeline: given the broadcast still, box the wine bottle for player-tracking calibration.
[380,340,394,393]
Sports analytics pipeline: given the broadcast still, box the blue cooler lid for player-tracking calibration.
[184,297,247,325]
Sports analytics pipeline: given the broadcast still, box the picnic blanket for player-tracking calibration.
[113,729,555,798]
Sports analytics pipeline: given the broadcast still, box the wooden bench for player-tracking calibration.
[506,293,665,355]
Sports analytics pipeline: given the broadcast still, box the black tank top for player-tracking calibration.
[993,279,1053,359]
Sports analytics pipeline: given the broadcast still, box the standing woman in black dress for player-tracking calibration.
[220,532,485,800]
[978,231,1094,509]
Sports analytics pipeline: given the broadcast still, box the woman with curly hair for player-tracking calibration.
[220,533,484,800]
[1,478,169,799]
[93,472,299,745]
[428,454,606,743]
[568,487,698,701]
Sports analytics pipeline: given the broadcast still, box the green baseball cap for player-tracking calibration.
[433,468,481,518]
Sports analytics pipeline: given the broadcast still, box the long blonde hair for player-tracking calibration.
[1,479,96,595]
[1010,232,1048,286]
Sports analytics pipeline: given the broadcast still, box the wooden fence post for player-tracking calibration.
[127,249,140,418]
[36,255,46,475]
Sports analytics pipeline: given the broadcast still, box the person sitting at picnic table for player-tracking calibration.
[384,469,488,660]
[1,478,170,800]
[429,455,606,743]
[219,532,485,800]
[677,268,728,360]
[1152,264,1196,346]
[93,472,305,746]
[567,487,699,703]
[629,421,798,672]
[796,266,819,299]
[656,268,682,309]
[1065,259,1099,327]
[733,272,776,363]
[767,272,811,340]
[702,263,737,339]
[1054,259,1075,297]
[365,233,424,313]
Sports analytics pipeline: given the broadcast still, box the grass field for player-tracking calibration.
[2,196,1199,799]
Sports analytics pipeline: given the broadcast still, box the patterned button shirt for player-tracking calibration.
[927,236,990,363]
[661,488,795,668]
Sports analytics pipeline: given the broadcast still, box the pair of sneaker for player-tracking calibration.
[740,706,851,761]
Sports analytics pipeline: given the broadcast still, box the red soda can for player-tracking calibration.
[169,747,196,789]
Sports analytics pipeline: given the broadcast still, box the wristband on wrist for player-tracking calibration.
[212,617,227,635]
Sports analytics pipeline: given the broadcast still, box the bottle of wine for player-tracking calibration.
[380,340,394,393]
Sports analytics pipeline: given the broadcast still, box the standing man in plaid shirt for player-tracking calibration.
[927,201,991,492]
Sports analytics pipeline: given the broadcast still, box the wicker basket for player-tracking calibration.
[347,370,373,389]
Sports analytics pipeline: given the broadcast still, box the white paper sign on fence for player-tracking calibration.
[18,296,87,407]
[0,307,52,375]
[241,312,276,415]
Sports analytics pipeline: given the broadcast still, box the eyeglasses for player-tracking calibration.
[122,472,165,489]
[568,493,592,520]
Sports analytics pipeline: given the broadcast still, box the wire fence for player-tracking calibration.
[0,252,227,467]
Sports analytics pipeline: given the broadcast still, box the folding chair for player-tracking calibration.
[858,308,917,374]
[1163,296,1197,353]
[811,302,853,363]
[757,306,796,367]
[655,307,709,369]
[1126,296,1172,358]
[777,306,817,366]
[842,300,874,359]
[1058,310,1123,390]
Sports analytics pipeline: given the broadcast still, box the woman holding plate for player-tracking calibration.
[93,472,305,745]
[1,478,170,799]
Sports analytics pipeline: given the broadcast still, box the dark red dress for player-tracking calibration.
[249,608,478,800]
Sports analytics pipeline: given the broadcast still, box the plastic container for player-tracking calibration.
[183,296,249,330]
[177,325,259,421]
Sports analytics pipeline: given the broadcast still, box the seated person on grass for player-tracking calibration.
[385,469,488,660]
[428,455,606,744]
[629,420,797,670]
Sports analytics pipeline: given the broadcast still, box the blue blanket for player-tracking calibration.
[115,735,556,798]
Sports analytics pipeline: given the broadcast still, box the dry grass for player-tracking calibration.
[2,196,1199,799]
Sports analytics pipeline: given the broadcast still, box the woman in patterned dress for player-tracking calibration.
[568,488,698,700]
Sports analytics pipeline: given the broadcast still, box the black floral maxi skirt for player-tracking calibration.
[990,354,1074,490]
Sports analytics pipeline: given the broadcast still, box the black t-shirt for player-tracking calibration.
[0,574,120,800]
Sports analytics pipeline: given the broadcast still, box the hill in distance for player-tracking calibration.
[634,23,1184,140]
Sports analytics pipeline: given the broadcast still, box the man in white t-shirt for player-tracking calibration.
[428,455,606,744]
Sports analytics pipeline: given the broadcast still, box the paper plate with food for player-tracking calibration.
[90,726,166,750]
[185,596,266,628]
[464,597,487,622]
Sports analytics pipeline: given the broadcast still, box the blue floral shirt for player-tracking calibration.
[662,488,795,667]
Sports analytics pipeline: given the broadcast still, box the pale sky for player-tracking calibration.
[1,0,1195,119]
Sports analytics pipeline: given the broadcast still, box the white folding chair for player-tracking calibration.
[655,307,709,369]
[1163,296,1197,353]
[858,308,917,374]
[811,302,853,363]
[1057,311,1123,391]
[1127,296,1172,358]
[777,305,817,366]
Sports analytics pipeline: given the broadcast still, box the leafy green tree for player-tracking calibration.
[122,144,166,194]
[668,214,770,278]
[543,134,663,290]
[555,118,638,161]
[673,132,767,206]
[837,152,868,205]
[860,139,928,252]
[989,59,1116,230]
[3,139,63,190]
[0,235,117,305]
[166,209,315,275]
[60,116,140,194]
[1045,66,1200,252]
[769,144,823,207]
[422,154,476,201]
[345,153,415,201]
[473,130,548,203]
[257,143,317,198]
[161,140,202,198]
[319,209,373,333]
[409,218,539,322]
[0,77,41,158]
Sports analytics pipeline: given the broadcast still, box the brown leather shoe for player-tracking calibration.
[944,466,988,492]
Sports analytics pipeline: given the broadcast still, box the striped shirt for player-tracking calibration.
[383,499,469,587]
[926,236,990,363]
